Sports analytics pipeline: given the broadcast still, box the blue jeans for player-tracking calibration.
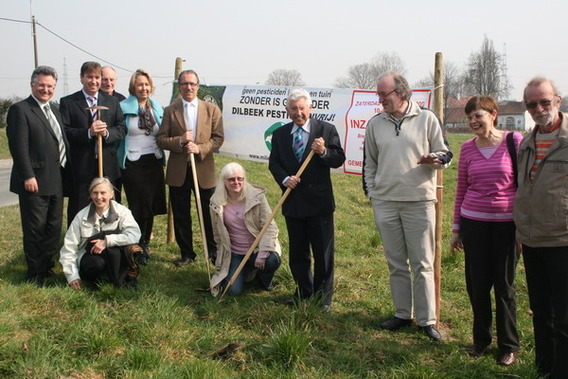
[223,252,281,296]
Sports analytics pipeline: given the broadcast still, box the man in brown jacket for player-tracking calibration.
[157,70,224,266]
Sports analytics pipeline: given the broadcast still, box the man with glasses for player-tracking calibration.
[157,70,224,266]
[269,88,345,312]
[513,77,568,378]
[363,72,452,341]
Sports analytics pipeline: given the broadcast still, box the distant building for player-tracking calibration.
[496,101,534,131]
[444,97,534,131]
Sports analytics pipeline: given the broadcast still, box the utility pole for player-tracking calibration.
[63,57,69,95]
[31,15,39,68]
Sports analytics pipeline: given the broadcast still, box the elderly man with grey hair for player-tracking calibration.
[363,72,452,341]
[513,77,568,378]
[269,88,345,312]
[101,66,126,101]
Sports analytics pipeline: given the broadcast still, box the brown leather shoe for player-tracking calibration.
[497,352,517,366]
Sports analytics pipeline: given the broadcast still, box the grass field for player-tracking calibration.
[0,133,540,378]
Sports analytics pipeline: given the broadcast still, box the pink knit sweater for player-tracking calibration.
[452,132,522,232]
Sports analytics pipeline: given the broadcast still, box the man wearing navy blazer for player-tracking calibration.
[269,88,345,311]
[60,61,126,224]
[7,66,71,286]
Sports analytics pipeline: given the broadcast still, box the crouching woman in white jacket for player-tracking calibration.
[60,177,142,290]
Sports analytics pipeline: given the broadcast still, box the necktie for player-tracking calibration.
[44,104,67,167]
[88,96,98,120]
[293,127,305,162]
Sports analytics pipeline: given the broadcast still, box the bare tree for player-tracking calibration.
[335,63,378,89]
[335,51,406,89]
[414,61,466,109]
[265,69,305,86]
[463,35,511,100]
[370,52,407,77]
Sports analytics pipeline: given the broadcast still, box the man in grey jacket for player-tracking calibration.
[513,77,568,379]
[363,72,452,341]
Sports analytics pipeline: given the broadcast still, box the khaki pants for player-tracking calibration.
[371,199,436,326]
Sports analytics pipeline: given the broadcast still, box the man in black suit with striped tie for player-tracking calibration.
[59,61,126,223]
[7,66,71,286]
[269,88,345,312]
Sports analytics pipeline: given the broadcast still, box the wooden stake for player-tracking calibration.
[433,52,445,329]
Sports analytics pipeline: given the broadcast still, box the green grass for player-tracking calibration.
[0,134,540,378]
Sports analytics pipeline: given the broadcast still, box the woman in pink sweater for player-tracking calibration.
[450,95,522,366]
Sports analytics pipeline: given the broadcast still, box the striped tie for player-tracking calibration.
[293,127,305,162]
[44,104,67,167]
[88,96,98,120]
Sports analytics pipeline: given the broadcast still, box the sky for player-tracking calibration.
[1,0,568,106]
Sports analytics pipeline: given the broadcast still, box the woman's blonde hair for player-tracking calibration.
[210,162,251,205]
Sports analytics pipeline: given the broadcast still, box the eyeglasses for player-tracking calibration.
[226,177,244,183]
[525,98,553,109]
[376,89,396,99]
[179,81,199,87]
[466,111,489,121]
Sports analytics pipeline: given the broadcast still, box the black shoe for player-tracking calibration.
[282,298,298,306]
[135,245,150,266]
[422,325,442,341]
[468,345,488,357]
[380,316,412,330]
[136,254,149,266]
[46,269,57,278]
[174,257,195,267]
[27,275,45,287]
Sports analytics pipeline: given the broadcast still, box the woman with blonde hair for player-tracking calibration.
[209,162,281,296]
[118,69,166,264]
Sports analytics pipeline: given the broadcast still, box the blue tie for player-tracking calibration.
[293,127,305,162]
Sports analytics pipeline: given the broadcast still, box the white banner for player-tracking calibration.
[199,85,432,175]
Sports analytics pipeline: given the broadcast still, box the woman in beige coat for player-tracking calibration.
[209,162,281,296]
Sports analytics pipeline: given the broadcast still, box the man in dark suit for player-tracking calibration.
[7,66,70,286]
[60,61,126,223]
[101,65,126,199]
[269,88,345,312]
[157,70,224,266]
[101,66,126,101]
